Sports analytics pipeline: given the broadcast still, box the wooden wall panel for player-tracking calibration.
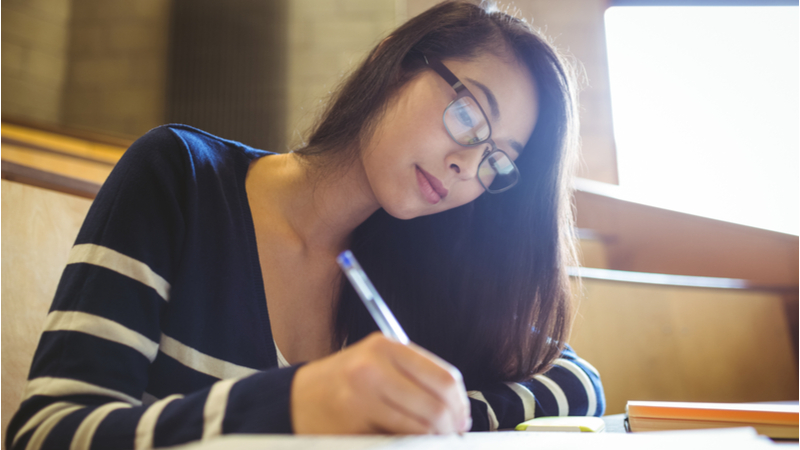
[569,278,799,415]
[1,180,93,442]
[576,231,610,269]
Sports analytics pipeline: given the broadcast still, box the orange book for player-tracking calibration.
[626,401,799,439]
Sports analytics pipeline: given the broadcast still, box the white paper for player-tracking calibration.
[168,427,778,450]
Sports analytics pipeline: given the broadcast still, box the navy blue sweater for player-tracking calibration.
[6,125,604,450]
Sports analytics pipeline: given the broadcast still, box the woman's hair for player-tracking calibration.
[295,0,580,388]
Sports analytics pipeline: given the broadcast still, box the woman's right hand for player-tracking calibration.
[290,332,472,434]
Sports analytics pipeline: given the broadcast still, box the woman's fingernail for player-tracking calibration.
[461,416,472,432]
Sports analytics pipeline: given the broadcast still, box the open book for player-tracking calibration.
[626,401,799,439]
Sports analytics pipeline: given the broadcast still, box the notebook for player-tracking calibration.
[626,400,799,439]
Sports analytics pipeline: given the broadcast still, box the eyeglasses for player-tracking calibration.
[424,55,520,194]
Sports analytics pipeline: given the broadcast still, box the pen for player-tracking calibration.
[337,250,468,436]
[336,250,410,345]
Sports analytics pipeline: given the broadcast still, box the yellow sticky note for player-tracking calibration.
[515,416,606,432]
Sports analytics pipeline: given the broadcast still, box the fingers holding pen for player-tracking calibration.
[332,252,470,433]
[407,342,471,412]
[290,333,471,435]
[365,335,470,434]
[291,336,427,434]
[389,339,472,432]
[345,334,468,433]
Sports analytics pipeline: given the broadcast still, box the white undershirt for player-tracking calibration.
[274,339,347,368]
[274,341,290,368]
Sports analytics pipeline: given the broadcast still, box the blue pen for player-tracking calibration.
[338,250,469,435]
[336,250,410,345]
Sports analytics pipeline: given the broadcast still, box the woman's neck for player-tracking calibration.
[245,150,380,255]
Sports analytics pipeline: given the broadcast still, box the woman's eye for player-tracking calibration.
[454,105,475,128]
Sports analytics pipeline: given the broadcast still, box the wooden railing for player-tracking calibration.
[574,177,799,288]
[0,121,128,198]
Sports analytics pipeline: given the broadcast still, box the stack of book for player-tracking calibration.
[626,401,799,439]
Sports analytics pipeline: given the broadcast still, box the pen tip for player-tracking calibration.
[337,250,353,268]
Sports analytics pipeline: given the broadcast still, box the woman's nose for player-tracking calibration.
[448,146,486,179]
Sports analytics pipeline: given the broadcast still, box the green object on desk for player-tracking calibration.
[515,416,606,432]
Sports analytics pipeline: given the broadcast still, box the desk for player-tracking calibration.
[165,426,794,449]
[601,414,798,448]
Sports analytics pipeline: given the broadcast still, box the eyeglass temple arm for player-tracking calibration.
[424,55,467,94]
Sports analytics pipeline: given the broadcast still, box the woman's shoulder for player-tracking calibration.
[97,124,274,205]
[111,124,275,189]
[133,124,272,163]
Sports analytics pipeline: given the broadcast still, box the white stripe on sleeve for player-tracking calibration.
[553,358,597,416]
[574,356,600,377]
[22,377,142,406]
[467,391,499,431]
[202,378,239,440]
[532,374,569,416]
[505,382,536,421]
[159,334,259,380]
[134,394,183,450]
[12,402,79,449]
[24,404,83,450]
[68,244,170,301]
[43,311,160,362]
[69,402,131,450]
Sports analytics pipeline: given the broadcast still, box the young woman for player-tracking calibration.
[6,1,604,448]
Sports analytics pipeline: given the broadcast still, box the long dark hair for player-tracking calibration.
[295,0,579,389]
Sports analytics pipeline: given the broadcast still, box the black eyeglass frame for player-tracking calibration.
[423,54,520,194]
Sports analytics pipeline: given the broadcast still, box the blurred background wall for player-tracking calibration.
[1,0,618,183]
[3,0,74,127]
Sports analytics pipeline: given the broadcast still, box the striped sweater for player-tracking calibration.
[6,125,605,450]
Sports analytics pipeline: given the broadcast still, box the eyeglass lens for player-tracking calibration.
[478,151,518,192]
[443,97,490,145]
[443,97,518,192]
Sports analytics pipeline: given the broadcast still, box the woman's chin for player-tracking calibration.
[383,207,421,221]
[381,198,434,221]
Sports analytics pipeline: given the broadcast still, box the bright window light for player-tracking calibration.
[605,6,799,235]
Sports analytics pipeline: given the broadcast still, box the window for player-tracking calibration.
[604,4,798,235]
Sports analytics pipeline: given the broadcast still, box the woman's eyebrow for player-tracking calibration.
[466,78,499,121]
[466,78,524,154]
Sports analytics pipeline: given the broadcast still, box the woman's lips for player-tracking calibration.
[415,166,448,204]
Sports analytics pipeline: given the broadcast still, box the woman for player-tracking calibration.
[6,1,604,448]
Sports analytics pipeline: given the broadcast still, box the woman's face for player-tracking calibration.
[361,51,539,220]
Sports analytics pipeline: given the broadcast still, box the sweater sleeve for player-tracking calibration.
[465,345,605,431]
[4,127,298,450]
